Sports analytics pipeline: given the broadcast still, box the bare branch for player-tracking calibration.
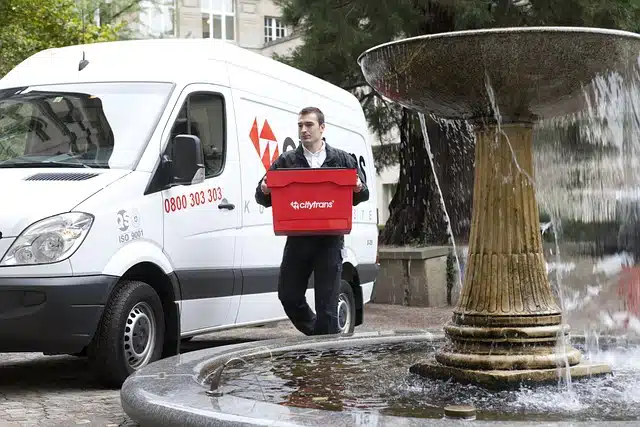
[112,0,142,20]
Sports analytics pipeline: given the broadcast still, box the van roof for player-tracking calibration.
[0,38,362,112]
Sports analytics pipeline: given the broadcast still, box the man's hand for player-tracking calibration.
[354,176,363,193]
[261,177,271,194]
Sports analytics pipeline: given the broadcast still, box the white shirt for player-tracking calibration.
[303,140,326,168]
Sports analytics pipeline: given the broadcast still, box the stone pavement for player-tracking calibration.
[0,304,452,427]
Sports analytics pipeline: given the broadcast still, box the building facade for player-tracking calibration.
[133,0,399,225]
[134,0,302,54]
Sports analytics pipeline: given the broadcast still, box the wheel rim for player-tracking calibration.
[337,293,352,333]
[123,301,156,370]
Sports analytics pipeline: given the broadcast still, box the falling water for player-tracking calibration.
[536,63,640,319]
[486,54,640,395]
[536,63,640,403]
[539,64,640,352]
[417,113,464,297]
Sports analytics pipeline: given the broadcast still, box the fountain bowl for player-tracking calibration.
[120,329,640,427]
[357,26,640,123]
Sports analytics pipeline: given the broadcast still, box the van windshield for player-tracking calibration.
[0,82,173,169]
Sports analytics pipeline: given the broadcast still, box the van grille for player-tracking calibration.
[24,172,99,182]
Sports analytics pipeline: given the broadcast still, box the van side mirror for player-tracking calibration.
[171,134,205,185]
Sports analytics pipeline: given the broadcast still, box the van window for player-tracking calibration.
[169,92,226,178]
[0,82,173,169]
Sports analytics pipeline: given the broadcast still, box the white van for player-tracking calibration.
[0,39,379,386]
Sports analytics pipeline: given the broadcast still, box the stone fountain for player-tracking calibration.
[121,27,640,426]
[357,26,640,388]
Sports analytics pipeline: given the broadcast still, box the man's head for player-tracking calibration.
[298,106,325,147]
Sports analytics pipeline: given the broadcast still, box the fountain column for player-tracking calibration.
[410,122,609,387]
[439,122,580,369]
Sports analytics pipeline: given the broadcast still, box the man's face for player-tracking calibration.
[298,113,325,145]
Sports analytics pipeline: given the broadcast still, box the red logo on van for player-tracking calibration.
[250,118,280,171]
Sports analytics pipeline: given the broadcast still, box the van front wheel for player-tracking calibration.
[88,280,165,388]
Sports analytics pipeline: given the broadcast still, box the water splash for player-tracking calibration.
[533,62,640,346]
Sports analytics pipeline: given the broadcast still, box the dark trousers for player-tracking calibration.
[277,236,343,336]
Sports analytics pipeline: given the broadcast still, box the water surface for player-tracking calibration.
[216,340,640,421]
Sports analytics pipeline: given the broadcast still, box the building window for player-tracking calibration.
[169,93,226,178]
[202,0,235,41]
[264,17,287,43]
[138,0,176,38]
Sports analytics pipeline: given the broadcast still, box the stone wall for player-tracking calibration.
[373,246,458,308]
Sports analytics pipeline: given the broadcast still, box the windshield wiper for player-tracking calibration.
[0,161,91,169]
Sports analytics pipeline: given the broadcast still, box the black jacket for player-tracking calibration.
[255,140,370,208]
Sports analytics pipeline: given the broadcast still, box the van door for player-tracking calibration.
[161,84,241,334]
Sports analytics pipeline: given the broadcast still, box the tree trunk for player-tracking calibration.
[380,109,447,245]
[435,118,475,242]
[380,110,475,246]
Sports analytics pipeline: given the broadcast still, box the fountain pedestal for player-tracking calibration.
[355,27,640,388]
[409,123,610,388]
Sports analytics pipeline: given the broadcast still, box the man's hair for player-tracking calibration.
[298,106,325,125]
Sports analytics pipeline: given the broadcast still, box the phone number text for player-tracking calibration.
[164,187,223,213]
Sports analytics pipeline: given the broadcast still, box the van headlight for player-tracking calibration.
[0,213,94,266]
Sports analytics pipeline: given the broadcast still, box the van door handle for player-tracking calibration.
[218,203,235,210]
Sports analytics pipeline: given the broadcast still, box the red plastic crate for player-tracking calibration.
[266,167,358,236]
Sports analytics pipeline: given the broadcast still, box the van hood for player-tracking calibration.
[0,168,129,238]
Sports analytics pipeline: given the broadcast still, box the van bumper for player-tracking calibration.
[0,275,118,354]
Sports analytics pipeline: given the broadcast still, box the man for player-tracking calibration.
[255,106,369,336]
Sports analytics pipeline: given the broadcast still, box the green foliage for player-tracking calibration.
[0,0,152,77]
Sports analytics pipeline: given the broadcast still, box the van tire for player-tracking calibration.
[88,280,165,388]
[337,280,356,335]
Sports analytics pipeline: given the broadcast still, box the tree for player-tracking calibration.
[273,0,640,246]
[0,0,157,77]
[0,0,117,77]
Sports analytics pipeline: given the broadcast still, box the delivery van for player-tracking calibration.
[0,38,379,386]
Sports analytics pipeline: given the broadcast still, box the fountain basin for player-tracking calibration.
[357,26,640,122]
[121,330,640,426]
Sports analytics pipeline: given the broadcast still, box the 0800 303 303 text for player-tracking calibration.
[164,187,223,213]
